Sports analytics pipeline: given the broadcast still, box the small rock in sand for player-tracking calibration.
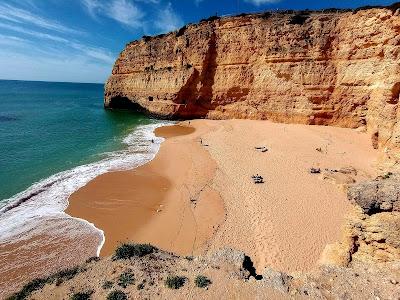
[310,168,321,174]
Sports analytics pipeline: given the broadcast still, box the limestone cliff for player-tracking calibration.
[105,4,400,151]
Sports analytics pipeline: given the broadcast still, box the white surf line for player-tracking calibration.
[0,121,174,258]
[62,121,174,257]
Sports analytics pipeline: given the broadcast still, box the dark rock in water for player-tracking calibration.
[348,176,400,215]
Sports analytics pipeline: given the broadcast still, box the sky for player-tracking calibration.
[0,0,396,83]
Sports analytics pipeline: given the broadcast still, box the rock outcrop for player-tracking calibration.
[12,246,400,299]
[348,173,400,214]
[105,4,400,152]
[321,175,400,267]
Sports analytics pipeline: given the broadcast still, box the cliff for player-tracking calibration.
[105,4,400,151]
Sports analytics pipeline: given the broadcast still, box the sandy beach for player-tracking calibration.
[67,123,225,257]
[67,119,379,273]
[202,120,378,272]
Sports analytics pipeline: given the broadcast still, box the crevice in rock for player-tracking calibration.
[349,236,360,263]
[243,256,263,280]
[389,82,400,104]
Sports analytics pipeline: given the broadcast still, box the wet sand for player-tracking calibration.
[66,124,225,257]
[0,217,101,299]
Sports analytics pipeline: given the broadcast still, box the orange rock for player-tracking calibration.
[105,5,400,152]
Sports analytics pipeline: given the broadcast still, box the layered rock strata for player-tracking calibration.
[105,4,400,152]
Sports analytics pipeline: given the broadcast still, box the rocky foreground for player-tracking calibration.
[8,160,400,299]
[105,3,400,157]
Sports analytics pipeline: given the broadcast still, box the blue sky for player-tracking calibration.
[0,0,395,83]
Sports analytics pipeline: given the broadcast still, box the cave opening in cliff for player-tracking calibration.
[107,96,144,112]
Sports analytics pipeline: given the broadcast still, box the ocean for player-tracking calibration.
[0,80,170,297]
[0,80,161,201]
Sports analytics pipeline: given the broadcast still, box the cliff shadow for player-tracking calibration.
[174,27,218,118]
[198,30,217,108]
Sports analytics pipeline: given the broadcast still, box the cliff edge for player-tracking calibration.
[105,4,400,153]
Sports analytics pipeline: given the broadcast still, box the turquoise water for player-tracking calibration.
[0,80,154,201]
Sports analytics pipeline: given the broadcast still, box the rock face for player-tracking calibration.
[348,174,400,214]
[321,176,400,267]
[105,4,400,151]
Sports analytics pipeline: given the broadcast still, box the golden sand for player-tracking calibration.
[66,124,224,257]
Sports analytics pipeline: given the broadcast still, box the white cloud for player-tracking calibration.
[0,50,111,83]
[82,0,144,29]
[0,34,28,47]
[69,42,115,64]
[82,0,182,33]
[244,0,281,6]
[0,22,115,64]
[194,0,203,6]
[136,0,160,3]
[0,22,69,42]
[154,2,183,32]
[81,0,102,19]
[0,3,82,35]
[108,0,144,27]
[0,2,115,83]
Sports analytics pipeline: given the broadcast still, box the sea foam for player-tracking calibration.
[0,122,172,255]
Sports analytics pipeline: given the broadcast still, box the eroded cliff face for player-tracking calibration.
[105,5,400,151]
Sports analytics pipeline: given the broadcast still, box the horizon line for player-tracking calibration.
[0,78,105,85]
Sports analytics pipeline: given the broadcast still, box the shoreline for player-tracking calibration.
[66,123,225,257]
[0,122,169,299]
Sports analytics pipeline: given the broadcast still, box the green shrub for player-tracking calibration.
[142,35,151,42]
[176,25,187,37]
[137,282,145,290]
[70,291,93,300]
[260,12,271,19]
[200,15,220,22]
[106,290,127,300]
[6,278,49,300]
[102,281,114,290]
[53,267,81,281]
[51,266,82,286]
[7,266,83,300]
[118,272,135,288]
[195,275,211,288]
[165,275,186,289]
[85,256,100,264]
[155,33,166,39]
[113,243,154,260]
[289,13,310,25]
